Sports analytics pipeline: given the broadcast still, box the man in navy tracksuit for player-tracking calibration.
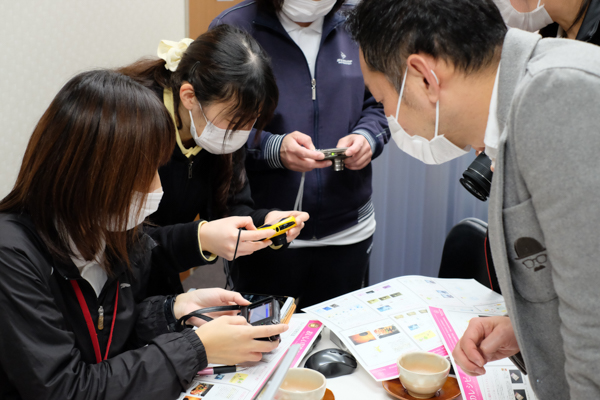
[211,0,389,307]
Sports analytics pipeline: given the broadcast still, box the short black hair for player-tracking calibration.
[257,0,345,15]
[347,0,507,91]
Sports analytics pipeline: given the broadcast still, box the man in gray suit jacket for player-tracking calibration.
[348,0,600,398]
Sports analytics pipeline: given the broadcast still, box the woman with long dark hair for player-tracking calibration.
[119,24,309,295]
[0,70,287,400]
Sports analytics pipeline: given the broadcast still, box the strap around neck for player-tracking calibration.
[163,88,202,158]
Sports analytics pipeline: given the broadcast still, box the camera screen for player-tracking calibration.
[249,303,271,323]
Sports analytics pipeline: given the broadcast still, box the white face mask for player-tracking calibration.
[190,107,253,155]
[387,68,471,165]
[109,187,164,231]
[493,0,553,31]
[281,0,337,23]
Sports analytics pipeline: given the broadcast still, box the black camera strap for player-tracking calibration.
[224,228,243,290]
[175,305,242,332]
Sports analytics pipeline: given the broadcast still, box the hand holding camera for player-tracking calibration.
[335,133,373,170]
[280,131,332,172]
[199,216,275,261]
[196,315,289,365]
[173,288,251,326]
[263,210,309,243]
[175,290,289,365]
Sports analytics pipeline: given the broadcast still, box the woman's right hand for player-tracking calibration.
[199,217,276,261]
[196,316,289,365]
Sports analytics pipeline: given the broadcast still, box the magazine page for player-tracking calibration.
[177,319,324,400]
[430,307,538,400]
[302,276,505,381]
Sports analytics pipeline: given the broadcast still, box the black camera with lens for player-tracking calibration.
[460,152,493,201]
[318,147,349,171]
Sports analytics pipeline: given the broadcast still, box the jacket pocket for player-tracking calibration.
[502,198,557,303]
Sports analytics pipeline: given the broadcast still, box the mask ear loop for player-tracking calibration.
[430,70,440,138]
[395,68,409,120]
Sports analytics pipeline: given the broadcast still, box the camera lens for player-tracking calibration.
[460,152,493,201]
[333,158,345,171]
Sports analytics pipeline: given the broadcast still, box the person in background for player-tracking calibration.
[493,0,600,43]
[119,25,309,296]
[348,0,600,397]
[0,70,288,400]
[211,0,389,308]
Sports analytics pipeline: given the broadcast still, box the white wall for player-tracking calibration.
[0,1,186,198]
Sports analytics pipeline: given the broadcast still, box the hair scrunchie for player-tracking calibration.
[157,38,194,72]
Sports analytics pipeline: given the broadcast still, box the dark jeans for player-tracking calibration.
[232,235,373,309]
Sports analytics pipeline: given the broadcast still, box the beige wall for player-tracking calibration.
[0,0,186,198]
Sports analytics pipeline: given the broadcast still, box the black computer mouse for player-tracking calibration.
[304,348,357,378]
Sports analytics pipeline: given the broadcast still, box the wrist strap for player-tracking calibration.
[175,305,241,332]
[164,295,178,332]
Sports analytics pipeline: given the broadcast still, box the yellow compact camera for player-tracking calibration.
[257,216,297,246]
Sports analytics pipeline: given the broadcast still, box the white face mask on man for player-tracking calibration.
[493,0,553,32]
[387,68,471,165]
[189,105,253,155]
[281,0,337,23]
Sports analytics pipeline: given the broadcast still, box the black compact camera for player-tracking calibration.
[175,296,281,341]
[241,296,281,341]
[318,147,349,171]
[460,152,493,201]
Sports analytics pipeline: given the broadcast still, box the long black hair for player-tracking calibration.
[0,70,175,268]
[118,24,278,218]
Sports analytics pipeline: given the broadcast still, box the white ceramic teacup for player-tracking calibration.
[276,368,327,400]
[397,351,450,399]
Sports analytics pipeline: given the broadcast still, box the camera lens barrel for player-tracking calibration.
[460,152,493,201]
[333,158,345,171]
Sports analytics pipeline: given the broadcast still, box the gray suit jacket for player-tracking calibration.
[489,29,600,399]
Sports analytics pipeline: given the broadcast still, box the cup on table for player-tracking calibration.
[397,351,450,399]
[276,368,327,400]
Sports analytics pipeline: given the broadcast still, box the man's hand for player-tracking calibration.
[336,134,373,170]
[453,316,520,376]
[280,131,331,172]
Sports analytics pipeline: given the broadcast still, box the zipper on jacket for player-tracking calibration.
[98,306,104,330]
[311,79,316,101]
[188,160,194,179]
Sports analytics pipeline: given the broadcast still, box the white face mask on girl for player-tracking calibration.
[387,68,471,165]
[189,107,253,155]
[108,187,163,231]
[493,0,553,32]
[281,0,337,23]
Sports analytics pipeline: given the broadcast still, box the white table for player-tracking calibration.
[292,314,464,400]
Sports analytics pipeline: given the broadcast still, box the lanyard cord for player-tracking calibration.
[224,228,243,290]
[484,235,494,292]
[293,172,306,212]
[70,280,119,363]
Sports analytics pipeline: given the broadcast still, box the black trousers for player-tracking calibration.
[232,235,373,309]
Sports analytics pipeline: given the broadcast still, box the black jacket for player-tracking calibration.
[540,0,600,45]
[0,213,206,400]
[144,87,272,296]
